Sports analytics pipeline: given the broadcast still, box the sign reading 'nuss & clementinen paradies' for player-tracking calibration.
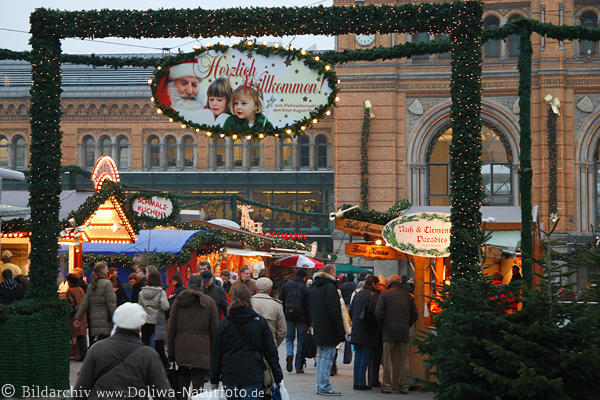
[345,243,400,260]
[151,43,337,136]
[382,213,451,258]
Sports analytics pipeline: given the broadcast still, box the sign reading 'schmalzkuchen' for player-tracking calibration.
[132,196,173,220]
[382,213,451,258]
[150,43,338,136]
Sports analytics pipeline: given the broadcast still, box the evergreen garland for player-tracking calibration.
[360,109,371,209]
[546,104,558,216]
[517,21,534,288]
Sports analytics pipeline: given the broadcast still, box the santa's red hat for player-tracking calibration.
[155,60,200,108]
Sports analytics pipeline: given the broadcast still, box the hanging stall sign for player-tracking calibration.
[382,213,451,258]
[335,218,384,238]
[150,43,338,136]
[345,243,400,260]
[132,196,173,220]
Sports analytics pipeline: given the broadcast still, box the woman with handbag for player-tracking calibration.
[66,273,87,361]
[210,284,283,400]
[138,266,170,347]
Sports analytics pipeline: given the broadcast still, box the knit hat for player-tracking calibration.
[112,302,147,331]
[256,277,273,292]
[1,250,13,261]
[295,268,307,278]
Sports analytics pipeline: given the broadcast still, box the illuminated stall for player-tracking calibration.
[335,205,543,382]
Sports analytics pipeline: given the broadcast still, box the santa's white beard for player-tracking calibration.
[168,81,205,111]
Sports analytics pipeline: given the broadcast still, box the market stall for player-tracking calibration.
[334,205,543,382]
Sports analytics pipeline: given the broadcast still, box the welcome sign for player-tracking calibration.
[382,213,451,258]
[151,43,337,135]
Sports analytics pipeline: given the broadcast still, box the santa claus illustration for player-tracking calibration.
[155,60,214,126]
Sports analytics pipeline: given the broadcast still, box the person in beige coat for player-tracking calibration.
[251,277,287,347]
[138,266,170,347]
[74,262,117,344]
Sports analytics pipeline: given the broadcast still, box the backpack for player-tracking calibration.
[284,285,304,320]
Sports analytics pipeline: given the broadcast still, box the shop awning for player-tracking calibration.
[82,229,205,255]
[0,204,29,217]
[486,230,521,255]
[225,248,272,257]
[335,264,374,275]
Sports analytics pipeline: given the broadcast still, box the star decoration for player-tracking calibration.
[247,51,253,59]
[303,96,308,102]
[266,96,277,109]
[284,58,292,66]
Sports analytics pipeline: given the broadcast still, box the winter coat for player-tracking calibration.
[68,286,87,336]
[169,283,186,305]
[230,279,258,296]
[74,278,116,337]
[73,329,173,400]
[349,284,380,346]
[130,280,144,303]
[138,286,170,324]
[210,306,283,387]
[203,282,229,318]
[309,271,346,347]
[0,278,24,304]
[167,288,219,369]
[155,310,167,342]
[376,281,418,343]
[279,276,311,324]
[251,292,287,346]
[340,280,357,306]
[338,290,351,335]
[114,286,129,306]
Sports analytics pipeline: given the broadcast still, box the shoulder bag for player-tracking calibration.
[231,320,274,390]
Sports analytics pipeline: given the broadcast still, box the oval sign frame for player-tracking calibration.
[382,212,451,258]
[150,43,338,137]
[132,196,174,220]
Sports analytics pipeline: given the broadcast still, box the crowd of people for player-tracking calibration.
[0,250,29,304]
[62,261,418,400]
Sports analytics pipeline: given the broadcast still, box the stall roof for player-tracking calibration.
[401,206,538,223]
[335,264,374,275]
[0,204,29,217]
[1,189,93,220]
[82,229,204,255]
[225,248,272,257]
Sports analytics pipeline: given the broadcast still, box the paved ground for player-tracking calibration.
[63,344,435,400]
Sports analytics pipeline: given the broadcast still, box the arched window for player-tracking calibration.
[412,32,430,61]
[83,136,96,169]
[13,136,27,169]
[427,125,513,206]
[183,135,195,168]
[232,138,243,168]
[0,136,8,168]
[508,15,522,57]
[484,16,500,58]
[249,139,261,168]
[148,135,161,169]
[299,136,310,169]
[581,11,598,55]
[166,135,177,168]
[281,136,293,169]
[116,136,129,170]
[99,136,112,157]
[316,134,329,169]
[215,138,226,168]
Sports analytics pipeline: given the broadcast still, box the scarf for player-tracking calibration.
[0,278,18,290]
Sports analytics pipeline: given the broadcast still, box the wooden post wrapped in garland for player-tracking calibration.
[448,0,484,279]
[544,95,559,216]
[517,21,534,287]
[28,14,63,299]
[360,107,372,209]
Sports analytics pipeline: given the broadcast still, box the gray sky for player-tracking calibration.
[0,0,335,54]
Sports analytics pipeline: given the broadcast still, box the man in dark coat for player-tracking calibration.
[0,270,24,304]
[73,302,173,400]
[375,275,418,394]
[168,273,219,400]
[339,272,357,306]
[278,267,311,373]
[349,275,380,390]
[201,270,229,319]
[309,264,345,396]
